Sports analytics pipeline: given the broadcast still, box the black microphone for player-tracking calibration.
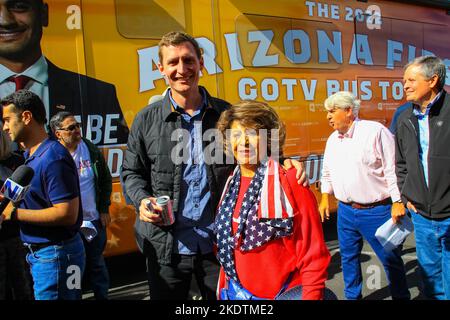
[0,165,35,214]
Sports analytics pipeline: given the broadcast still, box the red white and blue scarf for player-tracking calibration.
[214,158,296,283]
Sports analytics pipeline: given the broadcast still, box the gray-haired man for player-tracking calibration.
[396,55,450,300]
[50,111,112,300]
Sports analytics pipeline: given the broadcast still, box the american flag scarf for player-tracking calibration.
[214,158,296,283]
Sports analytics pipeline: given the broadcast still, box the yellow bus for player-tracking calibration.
[10,0,450,256]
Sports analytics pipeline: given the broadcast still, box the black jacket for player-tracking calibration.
[395,91,450,219]
[0,152,25,241]
[121,88,233,264]
[0,151,24,241]
[47,60,129,145]
[83,138,112,214]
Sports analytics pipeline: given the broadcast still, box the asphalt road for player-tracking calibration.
[83,214,422,300]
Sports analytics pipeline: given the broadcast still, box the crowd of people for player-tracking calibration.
[0,0,449,302]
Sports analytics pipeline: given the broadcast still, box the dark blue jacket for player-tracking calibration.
[395,91,450,219]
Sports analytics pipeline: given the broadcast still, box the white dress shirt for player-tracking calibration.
[321,118,401,204]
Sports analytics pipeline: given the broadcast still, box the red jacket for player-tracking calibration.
[217,168,331,300]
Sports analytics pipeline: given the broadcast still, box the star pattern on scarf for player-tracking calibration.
[214,162,293,282]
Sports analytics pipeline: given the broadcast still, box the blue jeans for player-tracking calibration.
[337,202,410,300]
[82,219,110,300]
[410,211,450,300]
[25,233,86,300]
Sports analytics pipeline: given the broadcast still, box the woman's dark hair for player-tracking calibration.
[216,100,286,158]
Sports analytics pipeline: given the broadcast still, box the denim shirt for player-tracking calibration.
[413,91,443,187]
[169,89,214,255]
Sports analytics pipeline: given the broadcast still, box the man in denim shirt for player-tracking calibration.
[169,89,216,256]
[122,32,233,300]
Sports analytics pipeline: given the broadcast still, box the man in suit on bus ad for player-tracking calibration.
[0,0,128,146]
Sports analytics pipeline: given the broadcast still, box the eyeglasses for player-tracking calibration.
[57,123,81,132]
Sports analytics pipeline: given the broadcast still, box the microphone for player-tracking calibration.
[0,165,35,214]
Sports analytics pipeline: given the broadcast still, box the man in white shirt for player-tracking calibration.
[318,91,410,300]
[50,111,112,300]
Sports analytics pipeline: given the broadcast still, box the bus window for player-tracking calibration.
[354,15,448,68]
[115,0,186,39]
[396,0,450,10]
[235,14,341,69]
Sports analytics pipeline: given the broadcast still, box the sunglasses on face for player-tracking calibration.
[57,123,81,132]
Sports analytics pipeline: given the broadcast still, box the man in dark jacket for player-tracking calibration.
[122,32,232,300]
[395,55,450,300]
[50,111,112,300]
[0,130,33,300]
[122,31,305,300]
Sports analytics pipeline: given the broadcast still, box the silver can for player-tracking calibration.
[155,196,175,226]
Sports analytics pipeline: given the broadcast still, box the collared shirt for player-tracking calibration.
[20,138,82,244]
[321,118,401,204]
[168,88,214,255]
[0,56,49,121]
[412,91,443,187]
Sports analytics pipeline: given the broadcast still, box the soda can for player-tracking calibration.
[156,196,175,226]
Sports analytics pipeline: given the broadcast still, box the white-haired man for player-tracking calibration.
[319,91,410,300]
[396,55,450,300]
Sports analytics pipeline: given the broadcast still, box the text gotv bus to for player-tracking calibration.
[35,0,450,256]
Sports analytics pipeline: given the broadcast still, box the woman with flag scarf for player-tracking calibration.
[215,100,330,300]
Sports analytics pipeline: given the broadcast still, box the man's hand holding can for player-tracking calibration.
[139,197,163,225]
[155,196,175,226]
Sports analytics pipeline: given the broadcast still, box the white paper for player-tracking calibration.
[375,215,414,251]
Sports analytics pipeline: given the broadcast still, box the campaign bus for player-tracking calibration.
[5,0,449,256]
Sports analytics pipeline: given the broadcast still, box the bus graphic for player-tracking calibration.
[1,0,449,256]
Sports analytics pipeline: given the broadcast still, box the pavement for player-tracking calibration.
[83,214,422,300]
[323,217,422,300]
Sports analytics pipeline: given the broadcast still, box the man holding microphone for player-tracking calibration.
[0,90,85,300]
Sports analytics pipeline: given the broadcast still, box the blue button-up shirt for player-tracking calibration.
[169,89,214,255]
[413,91,443,187]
